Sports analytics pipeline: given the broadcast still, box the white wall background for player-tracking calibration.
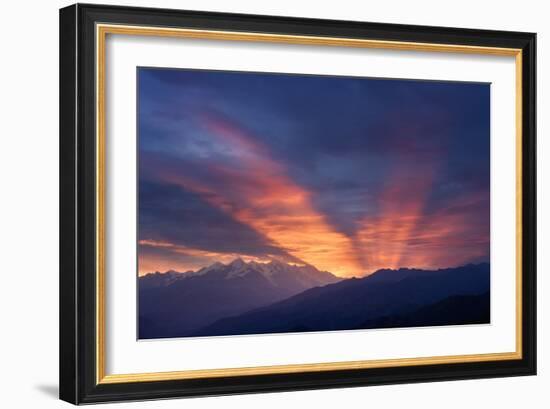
[0,0,546,407]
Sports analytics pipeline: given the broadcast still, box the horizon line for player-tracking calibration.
[138,257,491,279]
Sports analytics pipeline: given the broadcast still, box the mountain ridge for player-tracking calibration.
[192,263,490,337]
[140,258,341,286]
[139,258,341,339]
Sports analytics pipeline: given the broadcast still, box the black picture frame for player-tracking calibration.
[60,3,536,404]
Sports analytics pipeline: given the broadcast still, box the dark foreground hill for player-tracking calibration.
[194,263,490,337]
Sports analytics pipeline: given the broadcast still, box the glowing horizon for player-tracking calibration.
[138,251,489,278]
[138,68,490,278]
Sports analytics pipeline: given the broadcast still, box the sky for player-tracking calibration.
[138,67,490,278]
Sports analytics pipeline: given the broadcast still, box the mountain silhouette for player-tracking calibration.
[139,258,340,339]
[193,263,490,337]
[357,292,490,329]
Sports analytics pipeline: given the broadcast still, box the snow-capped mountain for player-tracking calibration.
[138,269,191,289]
[138,259,341,339]
[141,258,340,289]
[223,258,340,287]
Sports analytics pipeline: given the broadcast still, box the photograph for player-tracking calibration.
[137,68,491,340]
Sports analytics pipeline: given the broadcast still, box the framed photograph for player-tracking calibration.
[59,3,536,404]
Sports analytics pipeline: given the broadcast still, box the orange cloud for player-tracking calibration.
[356,164,434,272]
[157,113,364,277]
[398,192,489,269]
[357,164,488,274]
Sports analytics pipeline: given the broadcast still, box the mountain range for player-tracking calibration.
[139,260,490,339]
[139,258,340,338]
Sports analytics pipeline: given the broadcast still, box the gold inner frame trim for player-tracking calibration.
[96,23,523,385]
